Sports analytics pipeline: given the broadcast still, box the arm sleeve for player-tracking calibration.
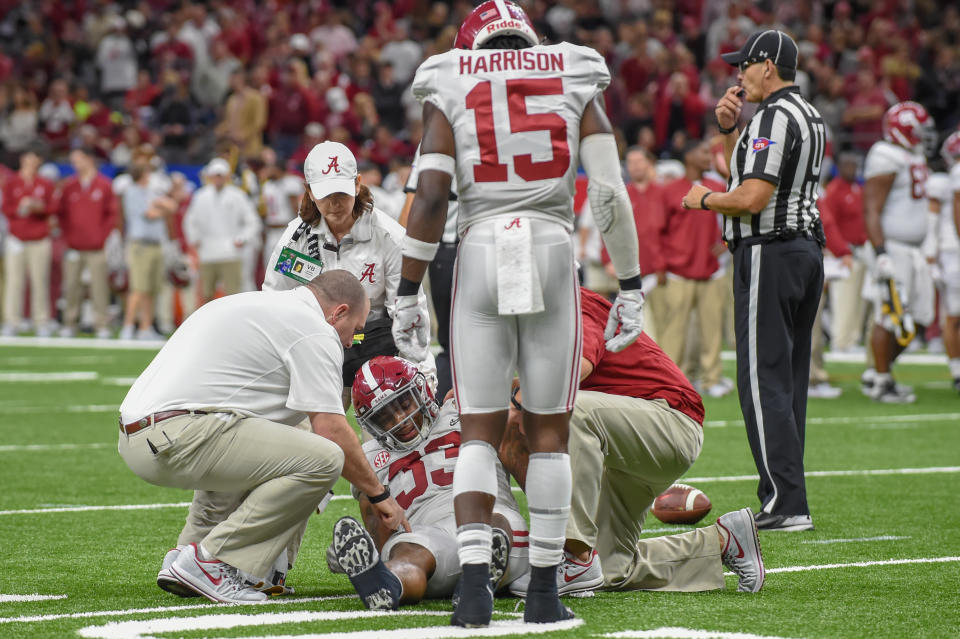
[283,333,346,414]
[740,107,796,184]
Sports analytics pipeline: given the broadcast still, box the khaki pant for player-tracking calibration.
[128,242,164,295]
[655,277,727,386]
[568,391,722,592]
[62,249,109,331]
[642,285,665,344]
[3,236,51,328]
[200,260,243,301]
[810,286,829,384]
[118,411,343,577]
[829,254,867,350]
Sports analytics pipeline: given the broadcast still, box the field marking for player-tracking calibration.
[0,355,118,365]
[703,412,960,428]
[0,371,98,382]
[603,629,801,639]
[0,494,358,516]
[764,556,960,574]
[101,377,138,386]
[0,404,118,414]
[684,465,960,483]
[0,594,67,602]
[0,595,354,625]
[0,336,162,350]
[0,442,112,453]
[800,535,910,545]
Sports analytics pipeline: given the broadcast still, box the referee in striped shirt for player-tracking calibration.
[682,30,826,532]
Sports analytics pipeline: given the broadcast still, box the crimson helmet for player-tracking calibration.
[352,356,440,451]
[941,131,960,165]
[454,0,538,50]
[108,268,129,294]
[166,258,192,288]
[882,102,936,155]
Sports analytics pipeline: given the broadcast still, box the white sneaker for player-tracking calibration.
[58,326,76,338]
[717,508,765,592]
[0,324,15,337]
[118,325,135,340]
[509,549,604,596]
[807,382,842,399]
[168,543,267,603]
[136,328,164,342]
[707,382,732,398]
[95,328,113,340]
[157,546,199,598]
[34,324,53,338]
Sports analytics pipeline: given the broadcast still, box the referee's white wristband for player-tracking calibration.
[401,235,440,261]
[417,153,456,177]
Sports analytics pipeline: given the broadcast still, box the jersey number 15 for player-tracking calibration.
[466,78,570,183]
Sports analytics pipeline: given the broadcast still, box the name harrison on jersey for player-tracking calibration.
[459,50,565,75]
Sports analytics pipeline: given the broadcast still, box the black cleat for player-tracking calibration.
[333,517,402,610]
[451,563,493,627]
[523,565,575,623]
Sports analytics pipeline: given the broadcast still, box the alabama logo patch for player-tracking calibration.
[374,450,391,468]
[752,137,776,153]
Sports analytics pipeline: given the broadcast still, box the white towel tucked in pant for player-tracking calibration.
[494,217,544,315]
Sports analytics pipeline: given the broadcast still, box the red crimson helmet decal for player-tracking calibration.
[941,130,960,164]
[454,0,539,50]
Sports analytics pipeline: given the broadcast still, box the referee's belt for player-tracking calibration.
[727,225,825,253]
[119,410,208,435]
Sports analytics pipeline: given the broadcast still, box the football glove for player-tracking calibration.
[392,295,430,362]
[874,253,895,281]
[605,289,645,352]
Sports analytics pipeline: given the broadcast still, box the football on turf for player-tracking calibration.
[651,483,712,525]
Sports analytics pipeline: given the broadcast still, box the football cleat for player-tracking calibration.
[524,565,576,624]
[157,546,200,598]
[871,378,916,404]
[168,543,267,603]
[754,512,814,532]
[333,517,402,610]
[717,508,765,592]
[450,563,494,628]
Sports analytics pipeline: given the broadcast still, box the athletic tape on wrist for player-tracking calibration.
[417,153,456,177]
[401,235,440,261]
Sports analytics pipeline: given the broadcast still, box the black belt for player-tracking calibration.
[727,224,825,253]
[119,410,207,435]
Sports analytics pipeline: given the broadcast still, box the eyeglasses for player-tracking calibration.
[738,59,763,73]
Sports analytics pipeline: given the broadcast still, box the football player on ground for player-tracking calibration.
[393,1,644,626]
[499,287,765,596]
[328,356,529,610]
[925,132,960,393]
[863,102,938,403]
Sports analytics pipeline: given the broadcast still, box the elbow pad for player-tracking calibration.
[581,133,641,280]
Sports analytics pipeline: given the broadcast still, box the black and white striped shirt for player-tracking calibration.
[724,86,826,243]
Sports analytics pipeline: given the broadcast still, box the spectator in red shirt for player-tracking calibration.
[843,68,891,150]
[125,70,161,113]
[499,288,765,595]
[2,149,56,336]
[822,152,869,352]
[655,139,731,397]
[55,147,119,338]
[38,79,75,154]
[268,63,313,161]
[654,72,706,150]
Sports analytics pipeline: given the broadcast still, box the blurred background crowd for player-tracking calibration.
[1,0,959,396]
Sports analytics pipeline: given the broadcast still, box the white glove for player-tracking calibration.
[392,294,430,362]
[875,253,895,281]
[605,289,645,352]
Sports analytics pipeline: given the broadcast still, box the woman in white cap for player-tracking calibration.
[262,141,433,403]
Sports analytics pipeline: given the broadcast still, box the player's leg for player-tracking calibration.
[941,250,960,389]
[384,542,436,603]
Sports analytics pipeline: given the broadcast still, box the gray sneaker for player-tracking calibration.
[168,543,267,603]
[509,549,604,596]
[157,546,200,598]
[717,508,765,592]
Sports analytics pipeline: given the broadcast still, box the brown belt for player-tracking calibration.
[119,410,206,435]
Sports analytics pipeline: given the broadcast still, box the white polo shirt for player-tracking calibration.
[120,287,344,426]
[183,183,262,263]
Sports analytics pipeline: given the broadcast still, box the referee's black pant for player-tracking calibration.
[732,236,823,517]
[428,241,458,400]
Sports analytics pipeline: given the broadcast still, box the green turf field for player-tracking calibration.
[1,342,958,638]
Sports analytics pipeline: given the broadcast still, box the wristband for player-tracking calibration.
[718,123,738,134]
[700,192,714,210]
[874,245,886,255]
[510,386,523,411]
[368,485,391,504]
[397,277,420,296]
[618,274,644,291]
[401,234,440,261]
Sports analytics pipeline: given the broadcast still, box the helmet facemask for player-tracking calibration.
[357,372,436,451]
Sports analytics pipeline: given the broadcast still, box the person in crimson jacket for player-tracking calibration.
[2,149,56,336]
[822,152,869,352]
[55,147,120,338]
[654,139,730,397]
[499,287,765,595]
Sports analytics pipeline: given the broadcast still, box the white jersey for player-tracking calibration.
[361,401,519,526]
[926,167,960,252]
[864,140,929,246]
[412,42,610,236]
[261,209,430,326]
[261,175,302,228]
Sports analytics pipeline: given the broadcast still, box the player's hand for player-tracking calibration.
[716,86,744,131]
[874,253,895,281]
[681,183,711,210]
[392,294,430,362]
[605,288,645,352]
[372,496,411,533]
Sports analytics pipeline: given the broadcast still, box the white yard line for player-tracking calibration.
[0,371,98,382]
[603,629,802,639]
[0,443,112,453]
[100,377,138,386]
[683,466,960,483]
[763,556,960,574]
[0,594,67,603]
[800,535,910,545]
[0,404,118,414]
[703,412,960,428]
[0,336,162,350]
[0,355,118,365]
[0,494,356,516]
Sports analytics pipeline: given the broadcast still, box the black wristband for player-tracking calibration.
[618,275,643,291]
[397,277,420,296]
[874,245,886,255]
[718,123,738,134]
[367,485,391,504]
[700,192,714,210]
[510,386,523,411]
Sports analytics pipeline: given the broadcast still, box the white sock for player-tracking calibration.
[874,372,893,386]
[525,452,571,568]
[457,523,492,566]
[949,358,960,379]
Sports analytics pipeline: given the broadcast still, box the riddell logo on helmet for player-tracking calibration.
[486,19,524,34]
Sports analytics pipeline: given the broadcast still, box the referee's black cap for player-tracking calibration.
[721,30,798,71]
